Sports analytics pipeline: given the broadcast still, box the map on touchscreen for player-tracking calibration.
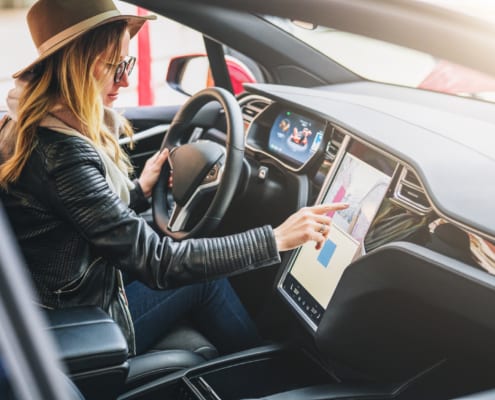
[288,150,394,310]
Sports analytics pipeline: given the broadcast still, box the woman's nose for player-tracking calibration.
[118,70,130,88]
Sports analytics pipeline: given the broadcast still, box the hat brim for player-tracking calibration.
[13,13,156,79]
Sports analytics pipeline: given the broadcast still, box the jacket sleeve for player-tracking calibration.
[40,135,281,289]
[129,178,150,213]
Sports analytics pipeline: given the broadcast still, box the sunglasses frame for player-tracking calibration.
[113,56,136,83]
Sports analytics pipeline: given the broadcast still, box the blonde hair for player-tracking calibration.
[0,20,134,186]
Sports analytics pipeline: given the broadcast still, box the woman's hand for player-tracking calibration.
[138,149,169,198]
[273,203,349,252]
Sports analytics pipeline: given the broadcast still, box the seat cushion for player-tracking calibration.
[150,323,219,361]
[125,324,218,389]
[126,350,204,389]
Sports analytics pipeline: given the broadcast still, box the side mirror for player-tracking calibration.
[166,54,257,96]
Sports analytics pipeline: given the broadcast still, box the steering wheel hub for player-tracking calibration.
[169,141,225,207]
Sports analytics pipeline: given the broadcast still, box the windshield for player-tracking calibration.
[264,2,495,103]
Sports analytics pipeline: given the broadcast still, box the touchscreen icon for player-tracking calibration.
[290,127,312,146]
[279,118,290,132]
[317,239,337,267]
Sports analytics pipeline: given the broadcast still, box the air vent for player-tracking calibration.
[398,185,430,209]
[404,169,421,186]
[325,128,346,161]
[250,100,269,109]
[393,167,432,214]
[239,95,270,127]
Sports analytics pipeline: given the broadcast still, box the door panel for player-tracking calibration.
[121,105,181,176]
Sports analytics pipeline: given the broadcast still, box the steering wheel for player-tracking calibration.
[152,87,245,240]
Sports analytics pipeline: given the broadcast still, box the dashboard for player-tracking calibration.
[118,80,495,397]
[237,83,495,336]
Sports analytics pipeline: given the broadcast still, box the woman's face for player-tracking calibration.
[95,30,131,107]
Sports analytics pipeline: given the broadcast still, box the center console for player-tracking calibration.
[119,344,394,400]
[113,126,495,399]
[118,136,404,400]
[278,137,397,332]
[119,240,495,400]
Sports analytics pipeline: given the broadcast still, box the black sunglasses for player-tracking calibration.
[112,56,136,83]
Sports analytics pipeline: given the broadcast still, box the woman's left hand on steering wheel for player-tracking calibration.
[138,149,170,198]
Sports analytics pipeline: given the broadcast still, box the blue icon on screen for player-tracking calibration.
[317,239,337,267]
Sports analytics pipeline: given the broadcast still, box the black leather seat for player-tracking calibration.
[46,306,217,397]
[150,322,219,361]
[125,323,218,389]
[126,348,204,389]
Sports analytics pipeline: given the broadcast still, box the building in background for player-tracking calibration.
[0,0,33,8]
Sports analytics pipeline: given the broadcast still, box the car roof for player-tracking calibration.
[129,0,495,78]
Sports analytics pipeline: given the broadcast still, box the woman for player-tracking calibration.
[0,0,347,356]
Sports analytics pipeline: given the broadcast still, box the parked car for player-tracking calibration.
[2,0,495,399]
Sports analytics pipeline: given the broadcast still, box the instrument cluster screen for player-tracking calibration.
[268,110,325,166]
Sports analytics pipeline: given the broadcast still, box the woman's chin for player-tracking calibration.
[105,94,119,107]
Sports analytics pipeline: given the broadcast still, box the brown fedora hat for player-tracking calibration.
[13,0,156,78]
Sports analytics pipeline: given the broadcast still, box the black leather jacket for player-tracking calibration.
[1,127,280,354]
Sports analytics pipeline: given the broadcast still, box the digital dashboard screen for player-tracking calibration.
[268,110,325,166]
[281,141,396,329]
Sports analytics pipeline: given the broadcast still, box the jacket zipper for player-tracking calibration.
[54,256,102,295]
[116,270,136,355]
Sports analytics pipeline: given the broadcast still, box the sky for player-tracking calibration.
[417,0,495,22]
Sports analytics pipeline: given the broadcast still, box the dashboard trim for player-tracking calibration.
[119,124,169,145]
[244,83,495,242]
[392,167,432,215]
[238,94,271,134]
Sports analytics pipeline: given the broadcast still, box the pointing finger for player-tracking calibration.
[312,202,349,214]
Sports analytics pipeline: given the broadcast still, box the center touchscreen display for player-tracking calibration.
[281,140,396,329]
[268,110,325,166]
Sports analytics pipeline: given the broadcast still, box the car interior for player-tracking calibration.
[2,1,495,399]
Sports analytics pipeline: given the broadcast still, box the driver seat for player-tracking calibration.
[117,268,219,388]
[125,322,218,389]
[149,322,219,360]
[47,306,218,396]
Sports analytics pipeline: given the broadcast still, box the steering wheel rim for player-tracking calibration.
[152,87,245,240]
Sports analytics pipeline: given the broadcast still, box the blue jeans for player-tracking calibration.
[125,278,261,355]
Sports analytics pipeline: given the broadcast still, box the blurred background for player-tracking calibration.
[0,0,206,110]
[2,0,495,111]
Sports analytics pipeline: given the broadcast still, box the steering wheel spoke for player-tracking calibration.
[168,161,224,232]
[168,204,187,232]
[201,162,222,185]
